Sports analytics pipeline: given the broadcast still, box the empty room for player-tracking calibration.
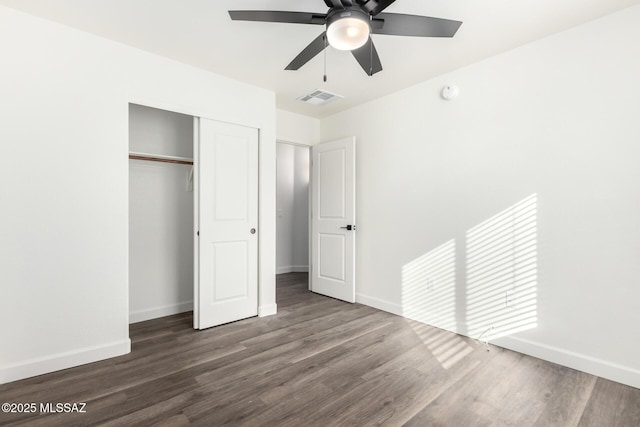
[1,0,639,426]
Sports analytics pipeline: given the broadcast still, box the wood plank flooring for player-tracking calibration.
[1,273,639,426]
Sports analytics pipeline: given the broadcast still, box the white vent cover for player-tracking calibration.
[297,89,343,105]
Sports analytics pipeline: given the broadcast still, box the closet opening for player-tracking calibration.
[128,104,195,325]
[276,141,311,298]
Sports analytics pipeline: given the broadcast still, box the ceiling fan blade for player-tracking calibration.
[372,13,462,37]
[229,10,326,25]
[285,32,328,70]
[370,0,396,15]
[351,38,383,76]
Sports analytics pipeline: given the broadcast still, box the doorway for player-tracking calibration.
[129,104,261,330]
[276,142,311,298]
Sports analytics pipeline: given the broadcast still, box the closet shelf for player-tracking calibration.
[129,151,194,165]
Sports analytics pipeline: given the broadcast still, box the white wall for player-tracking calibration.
[129,104,193,158]
[129,105,194,323]
[276,143,295,272]
[0,6,276,384]
[292,146,310,268]
[276,109,321,146]
[276,143,310,274]
[320,5,640,388]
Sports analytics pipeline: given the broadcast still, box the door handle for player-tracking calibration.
[340,225,356,231]
[250,228,256,234]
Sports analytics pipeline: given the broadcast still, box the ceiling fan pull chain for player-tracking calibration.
[369,38,373,76]
[323,34,328,82]
[369,16,373,76]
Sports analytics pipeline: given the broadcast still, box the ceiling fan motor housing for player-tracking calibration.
[326,6,370,25]
[326,7,371,50]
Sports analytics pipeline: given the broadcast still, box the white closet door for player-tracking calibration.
[197,118,258,329]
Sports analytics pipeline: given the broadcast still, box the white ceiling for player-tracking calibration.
[1,0,638,118]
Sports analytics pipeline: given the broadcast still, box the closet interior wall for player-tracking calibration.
[129,104,194,323]
[276,142,310,274]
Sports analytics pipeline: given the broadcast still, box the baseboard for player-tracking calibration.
[129,301,193,324]
[356,292,403,316]
[493,335,640,389]
[355,292,640,390]
[276,265,309,274]
[258,303,277,317]
[0,339,131,384]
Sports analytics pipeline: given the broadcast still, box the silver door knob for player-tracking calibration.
[250,228,256,234]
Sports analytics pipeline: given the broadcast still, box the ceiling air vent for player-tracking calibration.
[297,89,343,106]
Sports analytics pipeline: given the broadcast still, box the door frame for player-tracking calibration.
[193,117,200,328]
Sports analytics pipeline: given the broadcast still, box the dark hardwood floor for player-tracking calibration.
[1,273,639,426]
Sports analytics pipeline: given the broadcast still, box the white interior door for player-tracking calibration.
[311,137,356,303]
[197,118,258,329]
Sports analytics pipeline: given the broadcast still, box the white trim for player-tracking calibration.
[493,335,640,389]
[308,147,312,291]
[193,116,200,330]
[258,303,278,317]
[0,339,131,384]
[129,301,193,324]
[356,293,402,316]
[355,292,640,389]
[276,265,309,274]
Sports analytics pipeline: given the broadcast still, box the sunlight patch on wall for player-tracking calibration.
[466,194,537,340]
[401,239,457,331]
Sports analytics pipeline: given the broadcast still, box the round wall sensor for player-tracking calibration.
[441,85,459,100]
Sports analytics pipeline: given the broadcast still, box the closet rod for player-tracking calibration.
[129,152,193,166]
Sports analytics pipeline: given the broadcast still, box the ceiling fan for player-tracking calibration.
[229,0,462,76]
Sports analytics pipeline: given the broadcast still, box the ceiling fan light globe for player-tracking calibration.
[327,17,370,51]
